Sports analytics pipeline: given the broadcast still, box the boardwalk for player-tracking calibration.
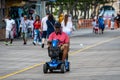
[0,28,120,80]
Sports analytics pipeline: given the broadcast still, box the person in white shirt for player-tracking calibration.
[41,13,49,48]
[61,14,73,36]
[20,15,30,45]
[3,15,15,45]
[92,19,97,33]
[28,16,34,38]
[110,14,115,30]
[92,19,99,34]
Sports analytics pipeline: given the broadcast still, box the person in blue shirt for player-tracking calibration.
[98,16,105,34]
[46,14,55,38]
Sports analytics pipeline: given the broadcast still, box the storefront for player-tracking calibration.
[0,0,28,40]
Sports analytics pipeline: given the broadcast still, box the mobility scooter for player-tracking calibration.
[43,39,70,73]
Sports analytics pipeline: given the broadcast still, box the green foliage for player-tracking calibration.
[53,7,59,15]
[47,0,116,18]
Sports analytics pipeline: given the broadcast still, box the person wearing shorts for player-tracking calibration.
[41,13,49,48]
[3,15,15,45]
[20,15,30,45]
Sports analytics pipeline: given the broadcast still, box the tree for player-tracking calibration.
[46,0,116,19]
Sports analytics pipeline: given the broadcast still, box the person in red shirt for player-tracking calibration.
[33,15,42,45]
[47,22,70,61]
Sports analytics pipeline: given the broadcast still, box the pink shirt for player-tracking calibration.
[48,32,69,45]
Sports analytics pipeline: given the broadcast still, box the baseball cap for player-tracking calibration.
[54,22,61,28]
[24,15,27,18]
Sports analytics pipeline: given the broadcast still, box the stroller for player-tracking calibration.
[43,39,70,73]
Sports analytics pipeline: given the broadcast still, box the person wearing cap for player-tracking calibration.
[47,22,70,62]
[20,15,30,45]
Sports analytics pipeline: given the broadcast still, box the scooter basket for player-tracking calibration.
[48,47,61,59]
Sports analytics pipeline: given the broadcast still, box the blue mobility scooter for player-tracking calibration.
[43,39,70,73]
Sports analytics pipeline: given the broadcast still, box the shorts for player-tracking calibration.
[22,32,27,40]
[42,31,47,38]
[6,30,13,39]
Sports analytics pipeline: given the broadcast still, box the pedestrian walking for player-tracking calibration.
[110,14,115,30]
[33,15,42,45]
[19,13,24,37]
[116,11,120,28]
[98,16,105,34]
[46,14,55,38]
[41,13,49,48]
[20,15,30,45]
[92,19,97,33]
[28,16,34,38]
[92,19,99,34]
[61,14,73,36]
[58,13,64,23]
[3,15,15,45]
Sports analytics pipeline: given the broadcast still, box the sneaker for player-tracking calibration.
[23,42,27,45]
[102,31,103,34]
[4,42,8,45]
[33,42,36,45]
[41,44,44,48]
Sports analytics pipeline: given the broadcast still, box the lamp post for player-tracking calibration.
[35,0,56,18]
[119,0,120,11]
[36,0,47,18]
[41,1,46,18]
[36,0,41,17]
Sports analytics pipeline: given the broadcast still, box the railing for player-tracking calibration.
[77,19,119,29]
[77,19,93,29]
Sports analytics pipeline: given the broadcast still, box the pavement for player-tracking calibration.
[71,28,93,37]
[0,28,120,80]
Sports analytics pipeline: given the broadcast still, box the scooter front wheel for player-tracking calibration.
[43,63,48,73]
[61,63,65,73]
[66,62,70,71]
